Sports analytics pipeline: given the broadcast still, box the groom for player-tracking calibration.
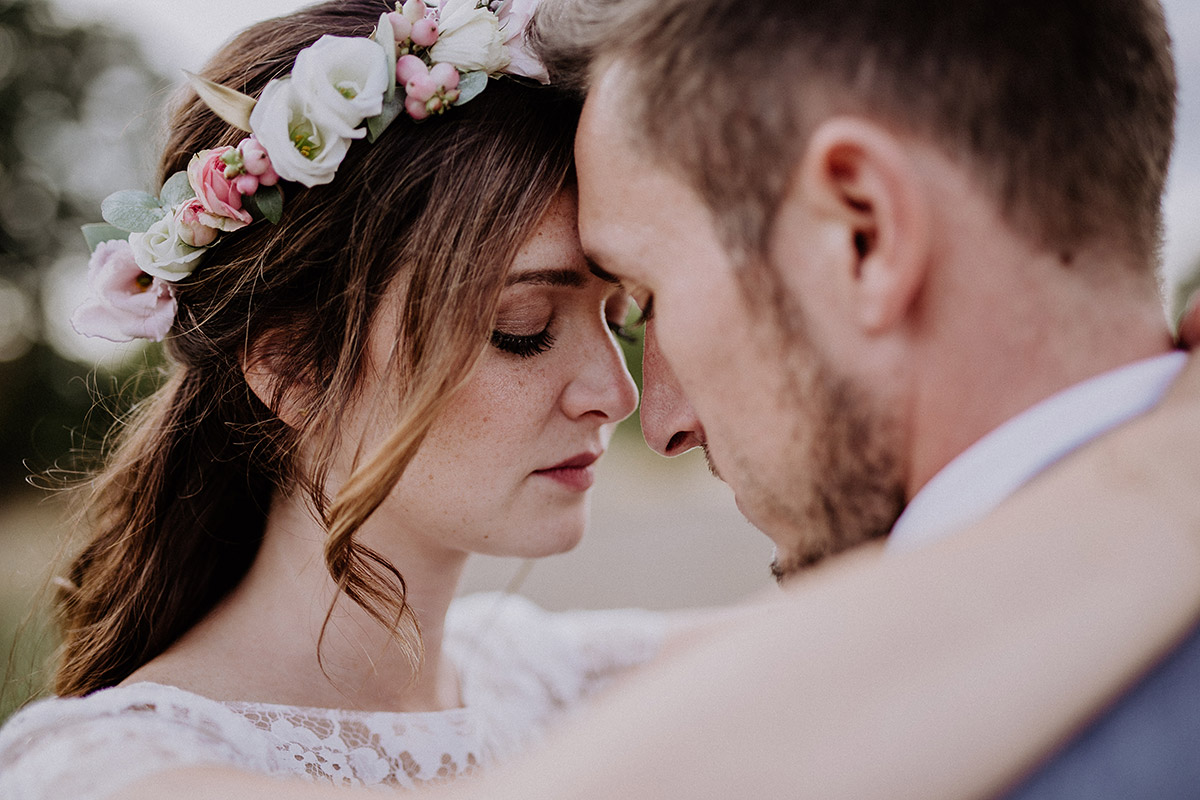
[535,0,1198,795]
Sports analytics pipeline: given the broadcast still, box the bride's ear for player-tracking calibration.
[241,345,311,429]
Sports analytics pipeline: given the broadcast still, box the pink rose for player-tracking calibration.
[187,147,253,231]
[174,199,219,248]
[71,239,177,343]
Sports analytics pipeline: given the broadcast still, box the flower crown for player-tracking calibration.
[72,0,546,344]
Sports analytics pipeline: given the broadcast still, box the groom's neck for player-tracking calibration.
[902,242,1173,498]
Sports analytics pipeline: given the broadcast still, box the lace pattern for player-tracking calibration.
[224,702,483,788]
[0,593,666,800]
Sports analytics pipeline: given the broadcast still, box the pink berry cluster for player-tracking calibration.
[388,6,440,54]
[222,138,281,196]
[396,56,461,120]
[385,2,464,121]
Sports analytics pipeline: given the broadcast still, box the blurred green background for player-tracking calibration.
[0,0,167,722]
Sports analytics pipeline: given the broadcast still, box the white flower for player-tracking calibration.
[497,0,549,83]
[250,77,355,187]
[430,0,510,75]
[129,211,206,281]
[291,35,390,134]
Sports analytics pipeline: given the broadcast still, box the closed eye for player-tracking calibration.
[491,327,556,358]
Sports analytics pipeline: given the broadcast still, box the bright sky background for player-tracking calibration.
[48,0,1200,290]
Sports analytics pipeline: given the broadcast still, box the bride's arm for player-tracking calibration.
[122,336,1200,800]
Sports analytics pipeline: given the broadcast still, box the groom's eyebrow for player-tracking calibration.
[507,268,587,287]
[585,258,622,285]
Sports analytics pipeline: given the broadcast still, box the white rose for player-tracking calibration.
[250,77,356,187]
[430,0,510,75]
[129,211,206,281]
[291,35,390,133]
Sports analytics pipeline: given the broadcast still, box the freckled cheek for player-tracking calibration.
[426,359,560,464]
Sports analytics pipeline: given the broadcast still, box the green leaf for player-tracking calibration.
[159,171,195,207]
[367,94,405,142]
[453,71,488,106]
[373,12,398,103]
[184,70,256,132]
[81,223,131,251]
[244,184,283,224]
[101,190,165,233]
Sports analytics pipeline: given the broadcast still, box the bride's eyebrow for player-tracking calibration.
[506,267,588,287]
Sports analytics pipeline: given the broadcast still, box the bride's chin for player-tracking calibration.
[482,519,588,559]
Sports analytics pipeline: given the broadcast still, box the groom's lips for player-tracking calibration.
[533,452,601,491]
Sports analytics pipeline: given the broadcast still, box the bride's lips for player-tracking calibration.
[533,452,601,491]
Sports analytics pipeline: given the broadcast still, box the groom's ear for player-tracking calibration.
[789,117,933,335]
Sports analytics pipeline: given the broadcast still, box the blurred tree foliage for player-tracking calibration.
[1173,254,1200,330]
[0,0,166,500]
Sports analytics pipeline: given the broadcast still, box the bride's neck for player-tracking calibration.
[126,489,468,713]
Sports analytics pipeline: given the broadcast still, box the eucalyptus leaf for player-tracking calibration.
[453,71,488,106]
[244,184,284,224]
[367,94,405,142]
[373,12,398,102]
[159,171,195,207]
[184,70,256,132]
[81,223,131,252]
[101,190,165,233]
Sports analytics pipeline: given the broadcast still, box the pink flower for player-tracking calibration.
[71,239,177,343]
[497,0,548,83]
[188,147,253,232]
[174,199,219,248]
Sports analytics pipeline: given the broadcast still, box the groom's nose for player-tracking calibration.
[640,323,706,457]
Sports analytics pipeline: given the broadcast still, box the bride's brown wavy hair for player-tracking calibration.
[53,0,579,697]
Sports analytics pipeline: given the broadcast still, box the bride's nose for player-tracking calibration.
[560,323,639,423]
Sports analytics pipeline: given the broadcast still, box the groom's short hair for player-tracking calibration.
[535,0,1176,272]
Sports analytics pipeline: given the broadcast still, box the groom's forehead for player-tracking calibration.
[574,72,654,266]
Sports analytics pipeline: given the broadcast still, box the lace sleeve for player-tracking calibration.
[0,684,274,800]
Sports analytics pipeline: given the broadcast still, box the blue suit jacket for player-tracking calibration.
[1002,620,1200,798]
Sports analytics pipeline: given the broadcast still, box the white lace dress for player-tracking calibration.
[0,593,665,799]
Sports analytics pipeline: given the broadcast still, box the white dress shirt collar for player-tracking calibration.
[888,351,1187,552]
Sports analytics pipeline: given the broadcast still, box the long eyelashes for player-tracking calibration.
[491,308,640,359]
[491,327,556,358]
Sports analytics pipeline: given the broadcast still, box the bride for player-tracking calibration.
[3,0,663,794]
[3,1,1200,798]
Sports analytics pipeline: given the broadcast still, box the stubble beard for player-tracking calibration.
[755,358,907,582]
